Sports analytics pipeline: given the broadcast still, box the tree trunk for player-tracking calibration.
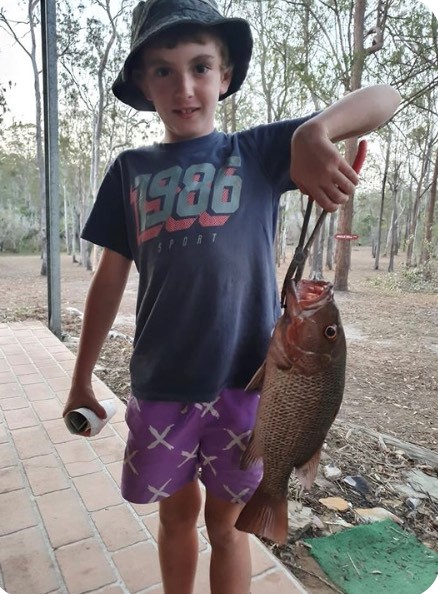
[26,0,47,275]
[334,137,359,290]
[334,0,366,291]
[420,147,438,266]
[388,192,397,272]
[310,204,325,279]
[325,212,336,270]
[406,138,433,266]
[374,132,391,269]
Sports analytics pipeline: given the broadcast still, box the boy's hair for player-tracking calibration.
[112,0,252,112]
[131,23,232,83]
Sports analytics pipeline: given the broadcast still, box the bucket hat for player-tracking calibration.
[112,0,253,111]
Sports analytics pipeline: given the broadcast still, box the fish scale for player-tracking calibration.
[259,367,345,485]
[235,278,346,544]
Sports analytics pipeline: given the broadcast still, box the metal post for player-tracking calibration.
[41,0,62,338]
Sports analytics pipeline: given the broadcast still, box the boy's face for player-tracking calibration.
[136,35,232,143]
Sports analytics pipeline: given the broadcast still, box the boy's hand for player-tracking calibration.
[290,119,359,212]
[63,383,107,437]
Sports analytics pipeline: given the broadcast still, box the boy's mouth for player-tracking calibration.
[174,108,199,117]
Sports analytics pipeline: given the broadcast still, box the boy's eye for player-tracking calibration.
[194,63,211,74]
[155,67,170,77]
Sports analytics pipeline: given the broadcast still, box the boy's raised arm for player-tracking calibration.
[290,84,401,212]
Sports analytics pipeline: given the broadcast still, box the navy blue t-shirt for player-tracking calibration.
[82,118,311,402]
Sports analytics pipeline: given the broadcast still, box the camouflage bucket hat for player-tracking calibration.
[112,0,253,111]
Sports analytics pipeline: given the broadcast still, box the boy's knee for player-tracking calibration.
[205,515,245,550]
[159,483,202,533]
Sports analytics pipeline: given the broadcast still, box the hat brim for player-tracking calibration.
[112,17,253,112]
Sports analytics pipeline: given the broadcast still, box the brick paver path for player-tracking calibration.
[0,322,307,594]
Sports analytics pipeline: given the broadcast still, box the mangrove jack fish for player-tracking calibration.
[235,279,346,544]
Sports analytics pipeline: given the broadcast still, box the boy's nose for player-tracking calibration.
[175,73,194,99]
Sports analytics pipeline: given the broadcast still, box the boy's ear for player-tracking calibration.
[220,67,233,95]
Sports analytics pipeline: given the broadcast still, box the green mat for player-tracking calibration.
[305,520,438,594]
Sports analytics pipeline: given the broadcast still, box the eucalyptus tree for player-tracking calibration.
[421,145,437,269]
[373,126,392,269]
[57,0,136,269]
[58,111,93,260]
[0,0,47,273]
[221,0,391,278]
[367,1,438,269]
[404,119,436,267]
[0,122,40,251]
[385,157,403,271]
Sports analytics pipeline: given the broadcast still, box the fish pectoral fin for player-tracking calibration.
[295,448,322,491]
[240,433,263,469]
[235,484,288,545]
[245,361,266,392]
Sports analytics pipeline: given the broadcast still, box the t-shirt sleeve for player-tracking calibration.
[244,114,318,194]
[81,161,133,260]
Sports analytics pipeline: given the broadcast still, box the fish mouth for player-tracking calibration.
[289,279,334,316]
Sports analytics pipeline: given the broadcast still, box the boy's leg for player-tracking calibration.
[121,397,205,593]
[158,480,203,594]
[199,389,263,594]
[205,491,251,594]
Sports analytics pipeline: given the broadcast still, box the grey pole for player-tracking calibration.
[41,0,62,338]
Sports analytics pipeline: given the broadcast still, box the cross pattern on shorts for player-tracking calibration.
[147,478,173,502]
[195,396,220,418]
[200,450,218,476]
[223,428,252,451]
[124,446,139,475]
[177,444,200,468]
[147,424,175,450]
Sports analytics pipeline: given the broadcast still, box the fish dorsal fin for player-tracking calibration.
[245,361,266,392]
[294,448,322,491]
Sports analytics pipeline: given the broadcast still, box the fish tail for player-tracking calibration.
[235,484,288,545]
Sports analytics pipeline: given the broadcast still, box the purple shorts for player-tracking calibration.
[121,388,263,504]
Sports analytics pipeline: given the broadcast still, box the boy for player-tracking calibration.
[63,0,400,592]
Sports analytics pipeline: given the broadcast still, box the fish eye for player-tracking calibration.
[324,324,338,341]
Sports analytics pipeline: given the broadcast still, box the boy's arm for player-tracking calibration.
[290,84,401,212]
[63,247,132,425]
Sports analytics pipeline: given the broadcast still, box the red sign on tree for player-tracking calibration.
[334,233,360,241]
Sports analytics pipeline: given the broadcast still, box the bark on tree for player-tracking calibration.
[1,1,46,275]
[374,131,391,270]
[334,0,366,291]
[310,204,325,280]
[388,190,398,272]
[420,147,438,267]
[334,0,388,290]
[325,212,336,270]
[406,137,433,267]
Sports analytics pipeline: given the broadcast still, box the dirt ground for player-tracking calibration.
[1,247,437,593]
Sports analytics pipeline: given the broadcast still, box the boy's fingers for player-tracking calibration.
[333,171,357,197]
[312,189,340,212]
[339,159,360,185]
[93,402,108,419]
[63,400,107,420]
